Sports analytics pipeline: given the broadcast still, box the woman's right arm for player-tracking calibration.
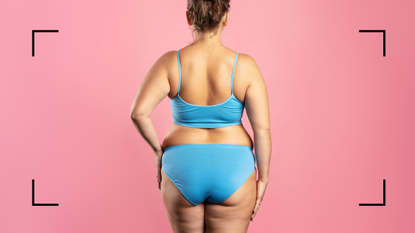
[241,54,272,221]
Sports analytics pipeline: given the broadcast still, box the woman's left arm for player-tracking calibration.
[130,52,172,153]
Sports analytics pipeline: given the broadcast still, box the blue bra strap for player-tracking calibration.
[231,53,239,93]
[177,51,182,94]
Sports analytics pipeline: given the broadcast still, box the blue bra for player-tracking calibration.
[170,51,244,128]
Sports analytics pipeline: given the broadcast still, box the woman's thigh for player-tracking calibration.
[204,168,257,233]
[160,168,205,233]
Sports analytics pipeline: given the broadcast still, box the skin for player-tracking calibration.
[130,9,271,233]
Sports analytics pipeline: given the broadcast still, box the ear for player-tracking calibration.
[223,11,229,26]
[186,11,193,26]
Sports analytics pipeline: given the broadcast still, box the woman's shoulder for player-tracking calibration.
[216,48,259,72]
[236,52,258,69]
[157,50,178,63]
[151,50,180,74]
[233,52,261,77]
[232,52,264,91]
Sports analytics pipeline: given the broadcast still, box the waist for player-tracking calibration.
[172,119,242,128]
[162,123,253,149]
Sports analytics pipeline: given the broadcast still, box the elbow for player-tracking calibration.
[130,106,150,119]
[130,112,147,121]
[130,113,137,120]
[130,111,137,119]
[253,128,271,139]
[253,128,270,134]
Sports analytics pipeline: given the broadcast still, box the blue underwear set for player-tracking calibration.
[161,51,256,205]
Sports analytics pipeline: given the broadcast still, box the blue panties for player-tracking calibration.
[161,144,256,205]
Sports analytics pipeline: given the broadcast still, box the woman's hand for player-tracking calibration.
[251,178,269,222]
[153,149,164,190]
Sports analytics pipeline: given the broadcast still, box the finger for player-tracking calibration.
[251,205,259,219]
[158,170,162,190]
[251,207,257,218]
[251,200,262,219]
[250,201,260,220]
[158,163,162,190]
[158,173,162,189]
[159,175,162,190]
[251,211,257,221]
[251,207,259,221]
[158,173,161,188]
[254,200,261,212]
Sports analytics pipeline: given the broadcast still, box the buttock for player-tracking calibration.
[161,144,256,205]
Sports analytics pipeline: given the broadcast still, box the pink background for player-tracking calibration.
[1,0,414,232]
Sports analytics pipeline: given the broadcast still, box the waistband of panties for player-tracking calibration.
[164,143,253,151]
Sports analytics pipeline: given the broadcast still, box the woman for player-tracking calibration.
[130,0,271,232]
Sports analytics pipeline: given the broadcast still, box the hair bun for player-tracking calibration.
[187,0,230,33]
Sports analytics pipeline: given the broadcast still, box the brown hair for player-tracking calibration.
[187,0,231,34]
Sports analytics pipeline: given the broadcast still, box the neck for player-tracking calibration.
[191,29,223,50]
